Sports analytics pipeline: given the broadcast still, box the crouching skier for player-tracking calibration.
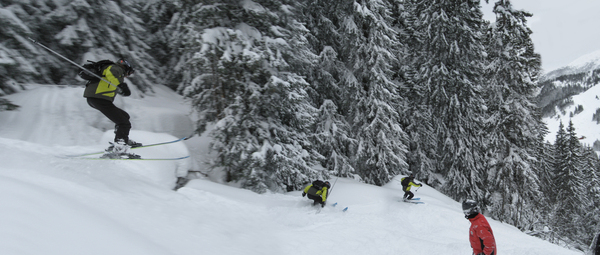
[302,180,331,207]
[401,174,422,201]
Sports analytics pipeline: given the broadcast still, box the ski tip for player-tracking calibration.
[342,207,348,212]
[332,202,338,207]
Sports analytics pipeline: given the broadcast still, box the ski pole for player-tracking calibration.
[327,177,339,197]
[27,37,118,89]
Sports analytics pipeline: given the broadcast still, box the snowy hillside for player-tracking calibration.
[0,84,583,255]
[538,49,600,146]
[543,82,600,146]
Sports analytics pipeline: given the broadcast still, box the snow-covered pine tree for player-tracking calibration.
[581,147,600,195]
[529,140,556,240]
[180,0,322,193]
[308,48,356,177]
[481,0,544,227]
[56,0,159,91]
[139,0,181,90]
[312,100,356,177]
[409,0,487,200]
[397,0,437,185]
[300,0,356,178]
[342,0,408,186]
[535,141,556,200]
[0,0,62,87]
[552,120,589,243]
[2,0,159,91]
[577,146,600,246]
[301,0,346,105]
[0,13,23,107]
[534,121,569,244]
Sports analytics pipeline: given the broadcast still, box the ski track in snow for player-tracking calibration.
[0,84,584,255]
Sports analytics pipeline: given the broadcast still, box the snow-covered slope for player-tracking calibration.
[543,82,600,146]
[538,49,600,146]
[0,84,582,255]
[0,138,582,255]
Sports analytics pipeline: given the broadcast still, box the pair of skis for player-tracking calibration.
[331,202,348,212]
[64,137,190,160]
[402,197,424,204]
[315,198,422,214]
[315,202,348,214]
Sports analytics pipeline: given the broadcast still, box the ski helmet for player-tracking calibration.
[117,58,135,76]
[462,199,480,217]
[324,181,331,189]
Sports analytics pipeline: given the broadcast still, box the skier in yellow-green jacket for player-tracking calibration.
[302,180,330,207]
[83,59,140,148]
[401,174,422,201]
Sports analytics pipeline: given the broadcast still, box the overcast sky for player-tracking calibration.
[481,0,600,73]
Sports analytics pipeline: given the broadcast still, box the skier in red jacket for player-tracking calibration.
[463,199,496,255]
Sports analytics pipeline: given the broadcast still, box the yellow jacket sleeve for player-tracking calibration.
[303,184,312,193]
[409,182,421,188]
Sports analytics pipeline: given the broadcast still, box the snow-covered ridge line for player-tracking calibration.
[542,50,600,82]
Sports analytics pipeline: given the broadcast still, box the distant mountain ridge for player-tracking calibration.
[541,50,600,82]
[537,50,600,119]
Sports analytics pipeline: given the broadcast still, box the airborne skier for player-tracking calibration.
[83,59,141,157]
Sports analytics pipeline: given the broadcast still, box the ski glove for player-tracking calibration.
[118,83,131,97]
[321,201,326,207]
[302,192,306,197]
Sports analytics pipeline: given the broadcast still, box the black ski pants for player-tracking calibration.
[403,190,415,200]
[307,193,323,206]
[87,97,131,143]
